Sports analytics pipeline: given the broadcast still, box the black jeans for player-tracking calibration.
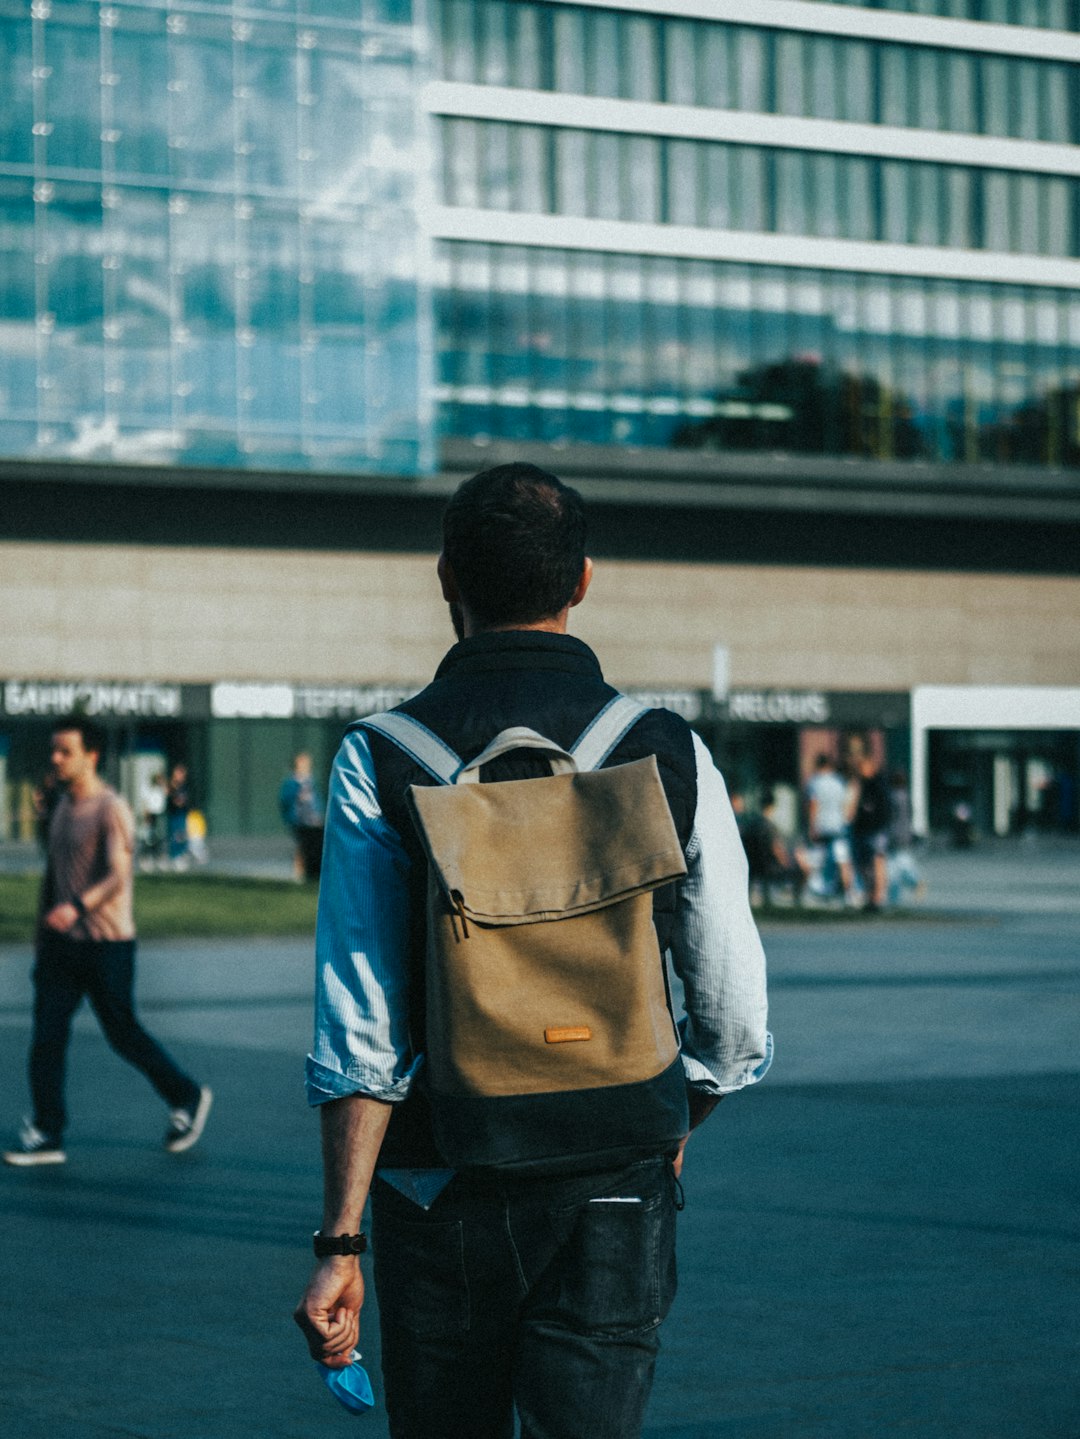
[370,1155,679,1439]
[29,933,200,1140]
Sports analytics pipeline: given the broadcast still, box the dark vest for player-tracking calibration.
[354,630,698,1168]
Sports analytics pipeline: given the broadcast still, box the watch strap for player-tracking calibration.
[313,1230,368,1258]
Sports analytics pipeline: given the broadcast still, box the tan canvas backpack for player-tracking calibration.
[360,696,691,1171]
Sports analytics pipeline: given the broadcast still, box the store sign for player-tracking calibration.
[210,683,295,719]
[2,680,183,718]
[624,689,704,722]
[726,690,830,724]
[209,682,424,720]
[722,690,911,727]
[293,685,422,720]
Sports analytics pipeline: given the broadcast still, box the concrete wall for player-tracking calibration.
[2,540,1079,691]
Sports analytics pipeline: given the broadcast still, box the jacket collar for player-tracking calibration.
[433,630,604,681]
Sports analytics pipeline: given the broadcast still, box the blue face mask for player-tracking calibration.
[317,1350,375,1415]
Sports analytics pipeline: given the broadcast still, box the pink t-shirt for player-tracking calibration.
[46,788,136,941]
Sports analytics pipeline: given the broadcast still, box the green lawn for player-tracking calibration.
[0,872,319,944]
[0,871,943,944]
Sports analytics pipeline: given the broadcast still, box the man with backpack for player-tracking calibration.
[294,463,771,1439]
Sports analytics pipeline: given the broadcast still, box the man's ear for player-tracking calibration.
[437,552,460,603]
[568,557,593,609]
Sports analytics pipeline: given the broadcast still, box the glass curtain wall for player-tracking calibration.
[808,0,1077,30]
[0,0,434,474]
[438,118,1078,260]
[435,241,1080,465]
[435,1,1080,145]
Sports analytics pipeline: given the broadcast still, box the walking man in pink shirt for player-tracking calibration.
[3,716,212,1167]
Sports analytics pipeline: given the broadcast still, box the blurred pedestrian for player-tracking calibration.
[805,753,855,903]
[887,769,922,906]
[733,789,809,905]
[278,752,325,881]
[186,808,210,866]
[138,770,167,870]
[851,746,890,912]
[3,716,212,1167]
[166,763,191,870]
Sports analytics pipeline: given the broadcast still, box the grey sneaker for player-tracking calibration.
[3,1118,66,1167]
[164,1086,213,1154]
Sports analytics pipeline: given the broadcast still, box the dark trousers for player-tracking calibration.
[29,933,199,1140]
[371,1156,679,1439]
[295,824,324,881]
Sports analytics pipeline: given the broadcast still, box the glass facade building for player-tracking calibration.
[0,0,433,473]
[429,0,1080,466]
[1,0,1079,476]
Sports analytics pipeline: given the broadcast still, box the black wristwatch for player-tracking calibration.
[313,1230,368,1258]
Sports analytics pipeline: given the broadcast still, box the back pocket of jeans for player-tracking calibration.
[550,1190,675,1337]
[372,1204,469,1341]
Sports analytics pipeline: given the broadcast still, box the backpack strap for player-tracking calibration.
[358,694,648,784]
[571,695,649,773]
[356,712,462,785]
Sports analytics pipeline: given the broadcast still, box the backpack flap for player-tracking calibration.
[407,755,687,926]
[408,753,687,1114]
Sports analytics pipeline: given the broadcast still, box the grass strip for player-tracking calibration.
[0,872,318,943]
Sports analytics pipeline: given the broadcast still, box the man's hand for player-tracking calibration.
[294,1256,364,1368]
[674,1090,725,1176]
[43,902,80,933]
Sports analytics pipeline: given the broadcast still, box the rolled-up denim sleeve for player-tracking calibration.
[305,730,419,1107]
[669,733,773,1096]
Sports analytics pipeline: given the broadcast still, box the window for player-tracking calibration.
[881,162,910,244]
[664,21,698,106]
[913,49,944,133]
[983,173,1012,252]
[841,41,874,125]
[811,154,842,240]
[808,37,842,122]
[623,15,660,103]
[591,133,622,221]
[666,141,701,227]
[625,136,662,225]
[701,145,732,230]
[553,9,586,93]
[981,57,1011,138]
[775,34,806,117]
[439,0,478,85]
[880,46,911,128]
[775,152,809,235]
[943,53,976,135]
[845,157,876,241]
[734,28,768,112]
[554,130,588,216]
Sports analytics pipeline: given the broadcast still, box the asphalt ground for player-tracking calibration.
[0,846,1077,1438]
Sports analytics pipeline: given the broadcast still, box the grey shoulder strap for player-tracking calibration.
[571,695,649,773]
[356,712,462,785]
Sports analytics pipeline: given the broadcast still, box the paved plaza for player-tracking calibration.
[0,844,1077,1437]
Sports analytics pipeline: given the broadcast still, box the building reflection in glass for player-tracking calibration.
[434,245,1080,468]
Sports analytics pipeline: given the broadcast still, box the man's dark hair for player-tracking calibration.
[53,714,107,759]
[442,463,587,628]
